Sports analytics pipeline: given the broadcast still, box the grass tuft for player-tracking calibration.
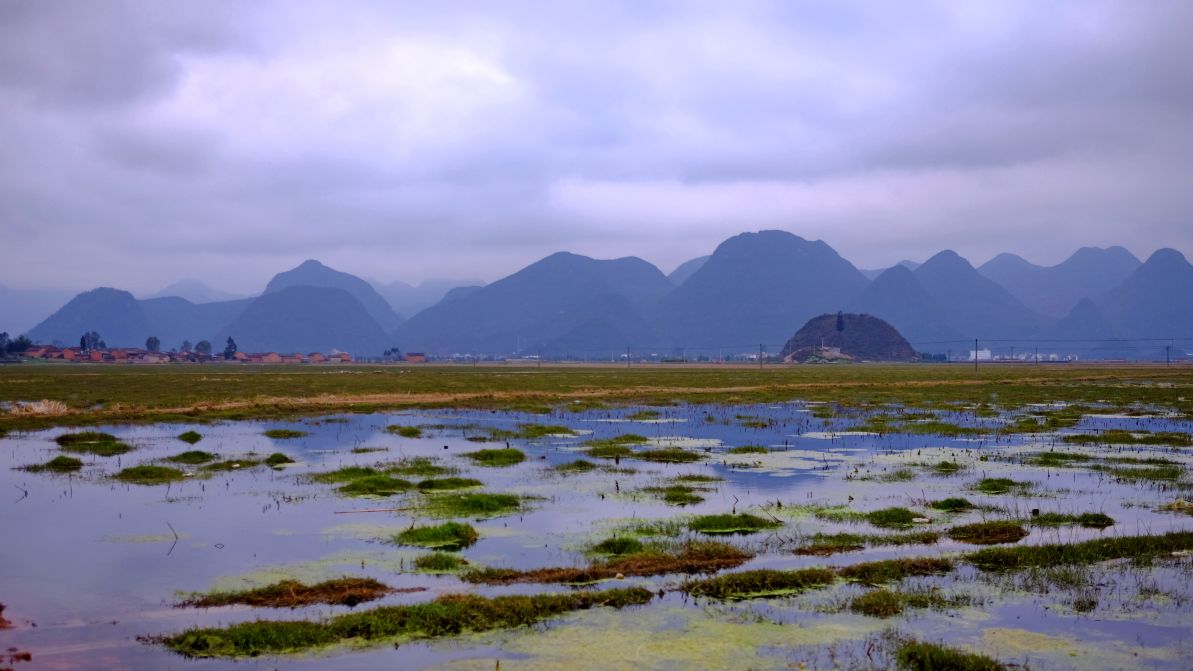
[462,448,525,467]
[180,578,390,609]
[947,521,1029,545]
[115,465,185,485]
[396,522,479,550]
[689,513,782,535]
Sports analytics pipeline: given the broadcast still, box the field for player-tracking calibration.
[1,362,1192,669]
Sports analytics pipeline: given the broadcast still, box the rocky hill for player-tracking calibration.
[780,313,917,362]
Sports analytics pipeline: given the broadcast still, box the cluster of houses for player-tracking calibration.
[21,346,354,365]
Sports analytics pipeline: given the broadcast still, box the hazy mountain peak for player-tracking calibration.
[265,259,402,331]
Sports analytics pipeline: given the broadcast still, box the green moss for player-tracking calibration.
[929,497,975,512]
[178,430,203,444]
[337,475,413,497]
[726,445,769,454]
[689,513,782,535]
[386,425,422,438]
[414,552,465,572]
[416,477,483,490]
[866,507,919,529]
[395,522,479,550]
[896,640,1005,671]
[683,568,835,599]
[115,465,185,485]
[972,478,1031,495]
[55,431,132,456]
[591,537,645,555]
[947,521,1029,545]
[264,429,308,439]
[462,448,526,467]
[161,588,654,658]
[265,452,295,466]
[422,492,523,518]
[165,450,216,464]
[22,455,83,473]
[637,448,702,464]
[967,531,1193,571]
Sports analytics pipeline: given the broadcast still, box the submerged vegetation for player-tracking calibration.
[22,455,83,473]
[180,578,390,609]
[55,431,132,456]
[263,429,308,439]
[115,465,185,485]
[395,522,479,550]
[688,513,782,535]
[461,448,526,467]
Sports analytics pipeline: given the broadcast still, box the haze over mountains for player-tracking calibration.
[14,231,1193,360]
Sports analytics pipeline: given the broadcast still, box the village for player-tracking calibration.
[19,345,356,365]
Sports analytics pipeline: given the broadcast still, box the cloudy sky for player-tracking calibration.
[2,0,1191,294]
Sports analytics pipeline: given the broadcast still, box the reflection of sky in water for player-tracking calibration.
[0,401,1190,669]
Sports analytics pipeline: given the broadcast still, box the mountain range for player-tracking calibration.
[14,232,1193,359]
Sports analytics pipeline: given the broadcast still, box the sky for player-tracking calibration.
[2,0,1192,294]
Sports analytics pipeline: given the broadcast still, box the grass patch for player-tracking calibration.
[838,558,954,586]
[849,588,968,618]
[488,423,577,440]
[22,455,83,473]
[461,448,525,467]
[642,484,704,506]
[673,473,722,483]
[895,640,1005,671]
[396,522,479,550]
[160,588,653,658]
[1064,429,1192,446]
[794,531,940,556]
[466,541,752,586]
[180,578,390,609]
[967,530,1193,571]
[417,477,483,490]
[552,459,599,474]
[683,567,835,599]
[947,521,1029,545]
[637,448,702,464]
[1093,463,1184,482]
[178,430,203,444]
[866,507,920,529]
[337,475,413,497]
[203,459,262,472]
[263,429,307,439]
[1032,512,1115,528]
[55,431,132,456]
[929,497,975,512]
[971,478,1031,495]
[591,537,645,555]
[422,492,523,518]
[627,409,661,420]
[689,513,782,535]
[165,450,216,465]
[583,434,649,459]
[387,457,455,477]
[265,452,295,466]
[932,460,965,475]
[1027,451,1091,467]
[414,552,466,572]
[115,465,185,485]
[726,445,769,454]
[387,425,423,438]
[310,466,380,483]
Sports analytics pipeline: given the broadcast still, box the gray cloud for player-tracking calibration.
[1,0,1191,294]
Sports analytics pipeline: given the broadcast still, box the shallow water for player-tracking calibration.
[1,402,1192,669]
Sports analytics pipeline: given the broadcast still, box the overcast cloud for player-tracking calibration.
[1,0,1191,294]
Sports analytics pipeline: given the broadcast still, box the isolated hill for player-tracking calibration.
[912,250,1050,340]
[1096,248,1193,341]
[397,252,668,355]
[979,247,1141,317]
[0,285,76,335]
[216,286,392,355]
[780,313,916,362]
[266,260,403,331]
[145,279,247,304]
[139,297,252,350]
[653,231,870,351]
[28,288,153,347]
[668,255,710,286]
[850,265,961,347]
[372,278,486,319]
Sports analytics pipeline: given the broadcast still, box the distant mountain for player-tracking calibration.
[850,265,961,346]
[780,313,916,362]
[438,285,484,304]
[860,260,920,280]
[266,260,403,331]
[145,279,247,304]
[28,288,153,347]
[372,278,486,319]
[668,255,710,286]
[140,297,252,350]
[0,285,76,335]
[216,286,392,355]
[397,252,670,355]
[979,247,1141,317]
[1096,248,1193,342]
[653,231,870,351]
[912,250,1050,341]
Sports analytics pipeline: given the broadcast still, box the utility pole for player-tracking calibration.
[1167,344,1171,368]
[626,345,631,368]
[537,348,542,368]
[1034,346,1039,365]
[973,338,979,373]
[759,344,764,369]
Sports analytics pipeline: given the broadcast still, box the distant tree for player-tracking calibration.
[223,337,238,360]
[180,340,192,353]
[80,331,102,350]
[98,339,107,349]
[11,335,31,353]
[195,340,213,356]
[836,311,845,333]
[0,332,9,353]
[146,336,161,352]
